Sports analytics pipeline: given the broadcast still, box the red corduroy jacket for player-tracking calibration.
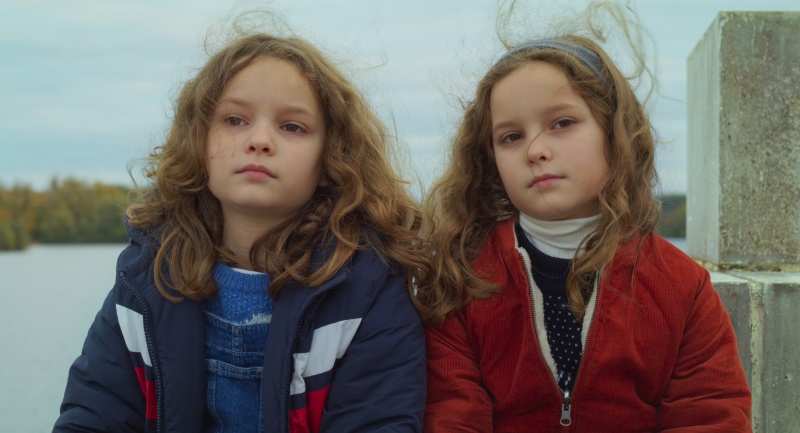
[425,219,751,432]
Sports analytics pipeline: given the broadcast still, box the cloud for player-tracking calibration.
[3,0,796,191]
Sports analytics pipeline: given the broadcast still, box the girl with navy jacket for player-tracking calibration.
[54,32,431,433]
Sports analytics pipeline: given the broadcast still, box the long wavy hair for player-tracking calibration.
[128,33,433,313]
[420,32,659,325]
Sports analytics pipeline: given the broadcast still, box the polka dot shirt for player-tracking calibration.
[516,224,583,394]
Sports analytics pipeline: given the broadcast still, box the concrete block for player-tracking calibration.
[715,272,800,433]
[711,272,754,383]
[687,12,800,266]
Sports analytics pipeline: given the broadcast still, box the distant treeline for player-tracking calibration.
[0,179,688,251]
[0,178,134,251]
[655,194,686,238]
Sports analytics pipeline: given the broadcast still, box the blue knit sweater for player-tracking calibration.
[203,263,273,432]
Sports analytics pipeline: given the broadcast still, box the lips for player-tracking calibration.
[237,164,277,178]
[530,174,562,188]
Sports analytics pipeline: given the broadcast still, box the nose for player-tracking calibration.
[246,122,274,154]
[526,129,550,164]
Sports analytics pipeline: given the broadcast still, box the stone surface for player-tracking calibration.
[711,272,753,383]
[713,272,800,433]
[687,12,800,266]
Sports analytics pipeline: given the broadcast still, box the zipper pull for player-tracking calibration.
[560,395,573,426]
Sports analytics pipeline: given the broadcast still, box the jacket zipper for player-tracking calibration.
[283,293,324,433]
[560,394,572,426]
[516,248,571,427]
[516,246,600,429]
[120,272,164,433]
[569,274,600,425]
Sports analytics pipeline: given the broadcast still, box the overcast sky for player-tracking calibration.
[1,0,797,194]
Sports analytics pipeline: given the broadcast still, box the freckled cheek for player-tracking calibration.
[493,153,512,177]
[207,129,239,156]
[596,160,612,185]
[582,171,610,197]
[205,136,224,159]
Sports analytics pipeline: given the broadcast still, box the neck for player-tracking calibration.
[222,213,278,270]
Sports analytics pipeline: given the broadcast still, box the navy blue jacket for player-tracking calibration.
[54,223,426,432]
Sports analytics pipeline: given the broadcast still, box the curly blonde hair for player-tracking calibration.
[128,33,433,313]
[420,32,659,325]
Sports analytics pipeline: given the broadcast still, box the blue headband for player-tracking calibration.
[497,38,609,86]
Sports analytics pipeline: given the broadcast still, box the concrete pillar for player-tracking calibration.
[688,12,800,433]
[714,272,800,432]
[687,11,800,268]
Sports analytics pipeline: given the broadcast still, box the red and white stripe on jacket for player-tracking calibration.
[289,318,362,432]
[116,305,157,422]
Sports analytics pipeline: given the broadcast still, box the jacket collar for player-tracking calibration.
[487,218,647,284]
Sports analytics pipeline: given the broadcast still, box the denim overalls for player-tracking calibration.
[204,264,273,433]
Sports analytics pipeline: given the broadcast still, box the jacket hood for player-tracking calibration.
[117,215,163,295]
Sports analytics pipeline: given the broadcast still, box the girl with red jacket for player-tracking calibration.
[419,3,751,432]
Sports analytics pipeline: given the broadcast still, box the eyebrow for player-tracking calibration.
[492,101,581,133]
[216,97,250,108]
[216,97,318,117]
[539,102,579,117]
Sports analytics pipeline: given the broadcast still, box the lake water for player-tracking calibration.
[1,239,687,431]
[0,244,127,433]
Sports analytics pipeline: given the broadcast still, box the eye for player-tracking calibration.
[500,132,523,143]
[281,123,306,134]
[224,116,246,126]
[553,119,575,129]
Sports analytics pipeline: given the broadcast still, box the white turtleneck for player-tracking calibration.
[517,213,600,259]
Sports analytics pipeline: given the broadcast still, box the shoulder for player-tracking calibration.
[636,233,707,282]
[339,246,406,299]
[112,217,167,306]
[479,220,517,255]
[474,220,518,273]
[286,242,408,312]
[118,216,159,271]
[606,233,711,314]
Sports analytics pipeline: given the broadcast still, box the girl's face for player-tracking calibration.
[206,57,325,232]
[490,60,609,221]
